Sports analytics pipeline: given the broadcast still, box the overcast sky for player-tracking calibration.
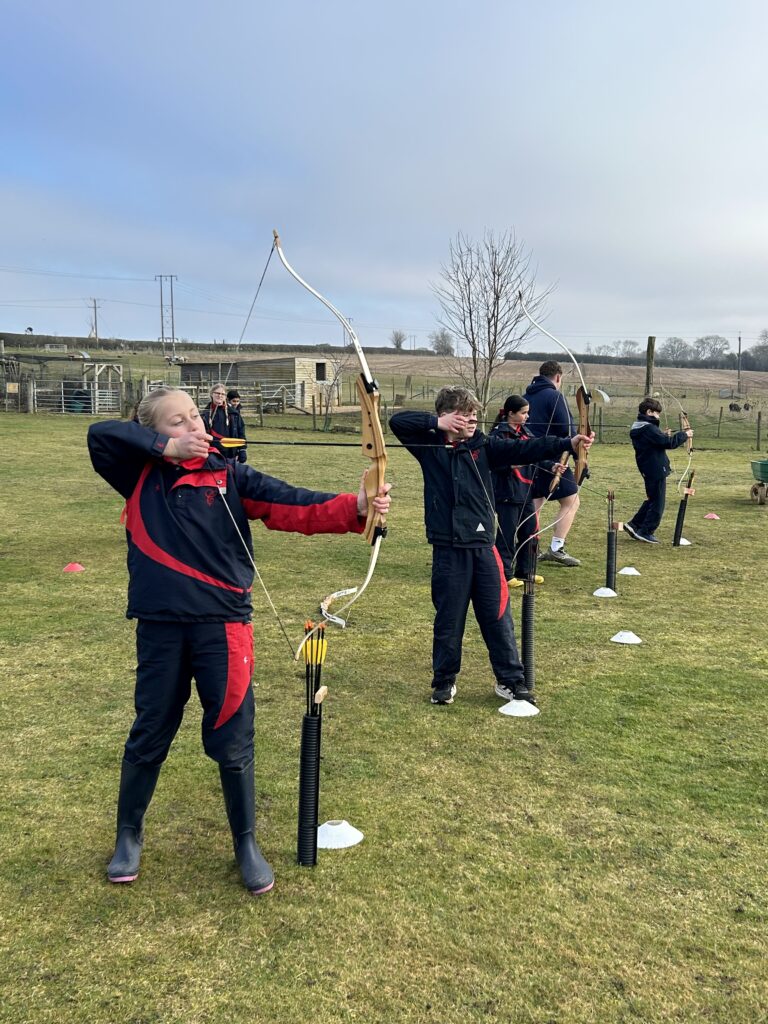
[2,0,767,353]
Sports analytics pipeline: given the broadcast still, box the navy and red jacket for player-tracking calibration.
[88,419,363,622]
[201,402,246,456]
[489,421,542,503]
[389,411,572,547]
[629,414,689,480]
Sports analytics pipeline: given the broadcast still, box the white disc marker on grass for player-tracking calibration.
[498,700,540,718]
[317,820,364,849]
[610,631,643,645]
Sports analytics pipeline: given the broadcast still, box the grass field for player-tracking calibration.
[0,413,766,1023]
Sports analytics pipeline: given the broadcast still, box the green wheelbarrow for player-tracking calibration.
[750,459,768,505]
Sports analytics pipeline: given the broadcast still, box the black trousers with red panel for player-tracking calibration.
[430,545,525,693]
[124,619,255,770]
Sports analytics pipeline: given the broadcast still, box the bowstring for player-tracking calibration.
[212,460,297,658]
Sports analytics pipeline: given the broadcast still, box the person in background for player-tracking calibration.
[524,360,582,567]
[227,389,247,462]
[625,397,692,543]
[489,395,555,587]
[87,386,391,894]
[201,383,246,462]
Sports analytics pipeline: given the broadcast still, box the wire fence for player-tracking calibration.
[0,373,764,452]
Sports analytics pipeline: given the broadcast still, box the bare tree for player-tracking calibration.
[432,230,553,414]
[319,352,354,430]
[390,329,407,351]
[428,328,454,356]
[659,336,692,362]
[693,334,730,361]
[619,340,640,358]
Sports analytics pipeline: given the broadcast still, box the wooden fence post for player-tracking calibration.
[645,336,655,396]
[717,407,723,438]
[311,396,317,431]
[757,411,762,451]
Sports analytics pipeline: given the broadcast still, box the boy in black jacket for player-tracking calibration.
[625,397,693,543]
[390,386,593,706]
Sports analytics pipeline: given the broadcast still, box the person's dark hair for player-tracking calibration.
[226,389,240,402]
[491,394,529,428]
[639,397,663,416]
[434,386,481,416]
[539,360,563,378]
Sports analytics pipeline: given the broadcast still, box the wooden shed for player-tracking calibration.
[181,356,339,411]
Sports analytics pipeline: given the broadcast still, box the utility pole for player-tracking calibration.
[90,299,99,345]
[156,274,178,361]
[737,332,742,395]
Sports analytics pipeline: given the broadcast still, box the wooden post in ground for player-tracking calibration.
[717,407,723,438]
[311,395,317,431]
[644,337,655,396]
[757,411,762,451]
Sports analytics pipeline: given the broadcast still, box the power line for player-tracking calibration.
[0,265,154,282]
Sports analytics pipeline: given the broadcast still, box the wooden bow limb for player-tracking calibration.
[574,386,591,486]
[273,230,388,548]
[271,230,388,660]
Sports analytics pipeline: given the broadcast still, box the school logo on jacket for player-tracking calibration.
[205,488,217,507]
[476,523,485,532]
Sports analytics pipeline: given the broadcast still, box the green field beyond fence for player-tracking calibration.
[0,414,766,1023]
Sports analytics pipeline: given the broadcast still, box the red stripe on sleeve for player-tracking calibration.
[241,492,364,535]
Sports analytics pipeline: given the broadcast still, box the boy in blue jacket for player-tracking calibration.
[390,386,593,706]
[88,386,390,894]
[625,397,693,543]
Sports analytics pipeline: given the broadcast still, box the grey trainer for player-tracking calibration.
[539,548,581,567]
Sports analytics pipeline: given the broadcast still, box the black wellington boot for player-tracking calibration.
[219,761,274,895]
[107,759,161,883]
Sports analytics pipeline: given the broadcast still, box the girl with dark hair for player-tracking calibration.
[490,395,545,586]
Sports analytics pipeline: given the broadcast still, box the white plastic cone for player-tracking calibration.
[498,700,540,717]
[593,587,617,598]
[317,820,364,849]
[610,631,642,644]
[678,538,692,546]
[618,567,641,576]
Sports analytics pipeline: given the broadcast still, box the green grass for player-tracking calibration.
[0,413,766,1023]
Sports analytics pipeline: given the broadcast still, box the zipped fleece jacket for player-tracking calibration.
[88,419,363,622]
[523,376,575,438]
[390,411,572,547]
[629,414,689,480]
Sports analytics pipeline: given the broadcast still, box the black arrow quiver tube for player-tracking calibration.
[673,470,696,547]
[297,623,327,867]
[521,540,537,697]
[606,490,617,592]
[297,713,321,866]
